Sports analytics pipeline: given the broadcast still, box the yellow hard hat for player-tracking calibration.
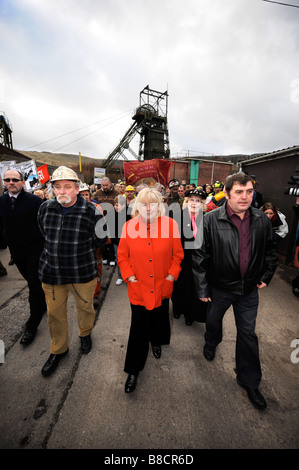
[51,166,80,183]
[125,185,135,191]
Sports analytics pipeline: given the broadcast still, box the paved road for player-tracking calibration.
[0,246,298,454]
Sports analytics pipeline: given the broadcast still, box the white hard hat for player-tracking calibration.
[51,166,80,183]
[79,182,90,192]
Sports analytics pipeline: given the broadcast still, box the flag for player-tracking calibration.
[37,164,50,185]
[123,159,173,186]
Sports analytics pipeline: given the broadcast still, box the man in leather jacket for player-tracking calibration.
[192,173,278,410]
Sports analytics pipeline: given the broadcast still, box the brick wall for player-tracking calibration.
[170,160,234,185]
[169,161,190,182]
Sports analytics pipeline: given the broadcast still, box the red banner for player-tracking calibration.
[37,164,50,185]
[123,159,173,186]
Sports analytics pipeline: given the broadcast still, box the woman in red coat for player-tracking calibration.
[118,187,184,393]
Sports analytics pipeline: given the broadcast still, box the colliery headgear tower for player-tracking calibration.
[103,85,170,168]
[0,112,13,149]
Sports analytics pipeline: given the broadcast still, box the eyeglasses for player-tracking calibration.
[3,178,22,183]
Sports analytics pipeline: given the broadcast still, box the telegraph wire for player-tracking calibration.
[52,111,133,153]
[262,0,299,8]
[24,109,134,151]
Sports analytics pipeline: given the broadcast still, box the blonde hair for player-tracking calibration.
[131,187,165,218]
[34,189,45,199]
[183,196,207,212]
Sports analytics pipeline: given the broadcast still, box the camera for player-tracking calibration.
[284,175,299,197]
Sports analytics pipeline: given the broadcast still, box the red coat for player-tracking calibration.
[117,215,184,310]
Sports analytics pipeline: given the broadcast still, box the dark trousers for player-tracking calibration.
[205,286,261,388]
[172,277,207,323]
[14,252,47,332]
[102,244,115,262]
[124,299,170,375]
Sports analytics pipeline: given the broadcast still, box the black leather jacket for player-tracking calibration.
[192,203,278,297]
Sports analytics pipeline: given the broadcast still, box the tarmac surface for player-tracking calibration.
[0,245,298,455]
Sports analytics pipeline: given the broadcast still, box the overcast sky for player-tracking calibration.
[1,0,299,160]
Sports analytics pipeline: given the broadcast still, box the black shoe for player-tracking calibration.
[173,313,180,319]
[80,334,92,354]
[152,345,161,359]
[125,374,138,393]
[20,329,36,346]
[8,258,15,266]
[41,350,68,377]
[237,378,267,410]
[293,287,299,298]
[203,343,216,361]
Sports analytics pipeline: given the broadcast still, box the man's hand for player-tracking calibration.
[200,297,211,302]
[257,282,267,289]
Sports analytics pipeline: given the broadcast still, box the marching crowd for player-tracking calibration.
[0,165,295,412]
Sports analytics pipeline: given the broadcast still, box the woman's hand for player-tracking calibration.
[165,274,175,282]
[128,276,138,282]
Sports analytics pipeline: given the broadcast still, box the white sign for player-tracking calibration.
[46,181,53,198]
[16,160,41,192]
[0,159,41,192]
[94,167,105,185]
[0,161,16,186]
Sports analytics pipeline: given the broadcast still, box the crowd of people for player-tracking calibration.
[0,165,297,412]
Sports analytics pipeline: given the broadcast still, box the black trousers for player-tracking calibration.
[102,244,115,262]
[205,286,261,388]
[124,299,170,375]
[172,275,207,323]
[14,252,47,332]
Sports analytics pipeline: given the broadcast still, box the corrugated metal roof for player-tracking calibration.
[241,145,299,166]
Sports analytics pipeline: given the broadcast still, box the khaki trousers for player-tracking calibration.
[42,278,97,354]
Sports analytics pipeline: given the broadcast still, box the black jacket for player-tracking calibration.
[0,189,44,257]
[192,203,278,297]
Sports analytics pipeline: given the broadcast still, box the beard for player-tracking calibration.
[57,194,72,205]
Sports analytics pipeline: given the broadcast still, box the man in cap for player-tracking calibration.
[213,181,223,196]
[125,185,136,204]
[119,182,126,195]
[38,166,108,376]
[92,177,119,266]
[0,168,47,345]
[164,179,184,217]
[124,185,136,218]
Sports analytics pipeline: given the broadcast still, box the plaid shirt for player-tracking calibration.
[38,195,108,285]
